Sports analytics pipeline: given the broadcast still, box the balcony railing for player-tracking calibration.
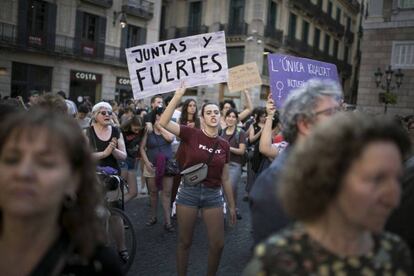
[0,22,125,67]
[289,0,319,17]
[122,0,154,20]
[81,0,113,8]
[225,22,248,36]
[264,25,283,43]
[315,10,345,37]
[284,36,312,55]
[175,25,209,38]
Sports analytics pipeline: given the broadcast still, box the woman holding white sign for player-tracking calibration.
[159,84,236,276]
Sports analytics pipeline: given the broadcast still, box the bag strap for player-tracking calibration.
[206,140,220,166]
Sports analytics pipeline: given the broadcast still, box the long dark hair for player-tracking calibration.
[0,110,105,258]
[180,98,200,128]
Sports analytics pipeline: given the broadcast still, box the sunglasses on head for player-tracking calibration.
[100,110,112,116]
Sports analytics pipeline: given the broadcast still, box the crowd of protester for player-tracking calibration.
[0,82,413,275]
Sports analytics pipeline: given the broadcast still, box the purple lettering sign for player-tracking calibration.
[268,54,340,108]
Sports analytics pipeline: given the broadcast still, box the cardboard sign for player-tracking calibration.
[126,31,228,99]
[268,54,340,108]
[227,62,262,92]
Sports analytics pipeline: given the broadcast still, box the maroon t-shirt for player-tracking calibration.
[177,125,230,188]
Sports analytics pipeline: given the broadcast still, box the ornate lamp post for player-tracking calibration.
[374,65,404,114]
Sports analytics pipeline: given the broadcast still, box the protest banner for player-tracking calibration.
[125,31,228,99]
[267,54,340,108]
[227,62,262,92]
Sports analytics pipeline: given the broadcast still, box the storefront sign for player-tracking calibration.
[125,31,228,99]
[117,77,131,86]
[72,71,99,82]
[268,54,340,108]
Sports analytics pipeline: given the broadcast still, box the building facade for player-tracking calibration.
[357,0,414,115]
[160,0,363,107]
[0,0,160,105]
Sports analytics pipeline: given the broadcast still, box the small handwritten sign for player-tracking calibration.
[268,54,340,108]
[227,62,262,92]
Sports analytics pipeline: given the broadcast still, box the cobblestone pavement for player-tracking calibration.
[124,175,254,276]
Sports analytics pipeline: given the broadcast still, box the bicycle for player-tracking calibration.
[97,167,137,274]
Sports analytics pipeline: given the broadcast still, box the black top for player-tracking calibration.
[87,126,121,174]
[30,233,123,276]
[122,130,142,158]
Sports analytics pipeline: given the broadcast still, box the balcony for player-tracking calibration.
[0,22,125,67]
[284,36,312,55]
[345,0,360,14]
[224,22,248,36]
[264,25,283,44]
[81,0,113,8]
[122,0,154,20]
[315,13,344,37]
[175,25,209,38]
[289,0,319,18]
[344,29,354,44]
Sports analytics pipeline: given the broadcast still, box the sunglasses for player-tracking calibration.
[100,110,112,116]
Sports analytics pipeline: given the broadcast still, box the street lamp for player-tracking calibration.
[113,11,127,29]
[374,65,404,114]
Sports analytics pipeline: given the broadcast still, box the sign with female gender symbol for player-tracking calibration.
[267,54,339,108]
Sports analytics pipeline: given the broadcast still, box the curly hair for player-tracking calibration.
[0,110,105,258]
[281,79,342,144]
[279,112,411,222]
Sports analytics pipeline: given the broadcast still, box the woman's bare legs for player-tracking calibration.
[176,205,198,276]
[203,207,225,276]
[146,177,158,220]
[124,170,138,202]
[161,176,173,226]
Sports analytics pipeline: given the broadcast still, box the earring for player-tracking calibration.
[63,193,77,209]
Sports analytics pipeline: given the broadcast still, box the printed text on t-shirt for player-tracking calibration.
[199,144,222,154]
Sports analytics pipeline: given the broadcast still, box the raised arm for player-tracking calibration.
[259,95,279,159]
[238,89,253,122]
[159,85,186,136]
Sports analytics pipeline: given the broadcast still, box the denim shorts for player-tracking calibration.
[120,157,137,171]
[175,182,224,209]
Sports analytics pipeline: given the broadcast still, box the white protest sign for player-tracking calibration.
[126,31,228,99]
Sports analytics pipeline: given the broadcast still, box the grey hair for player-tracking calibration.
[281,79,343,144]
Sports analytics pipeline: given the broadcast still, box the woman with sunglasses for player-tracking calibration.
[159,84,236,276]
[86,102,129,263]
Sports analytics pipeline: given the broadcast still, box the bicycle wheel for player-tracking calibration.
[108,207,137,274]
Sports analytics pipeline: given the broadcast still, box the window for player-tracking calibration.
[267,0,278,28]
[399,0,414,8]
[229,0,245,26]
[288,13,297,39]
[127,25,146,48]
[346,16,351,31]
[324,33,330,54]
[227,47,245,67]
[302,21,309,44]
[333,40,339,58]
[392,41,414,68]
[327,1,333,17]
[344,46,349,63]
[188,1,202,30]
[82,13,98,42]
[317,0,323,8]
[28,0,47,35]
[336,7,341,22]
[314,28,321,49]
